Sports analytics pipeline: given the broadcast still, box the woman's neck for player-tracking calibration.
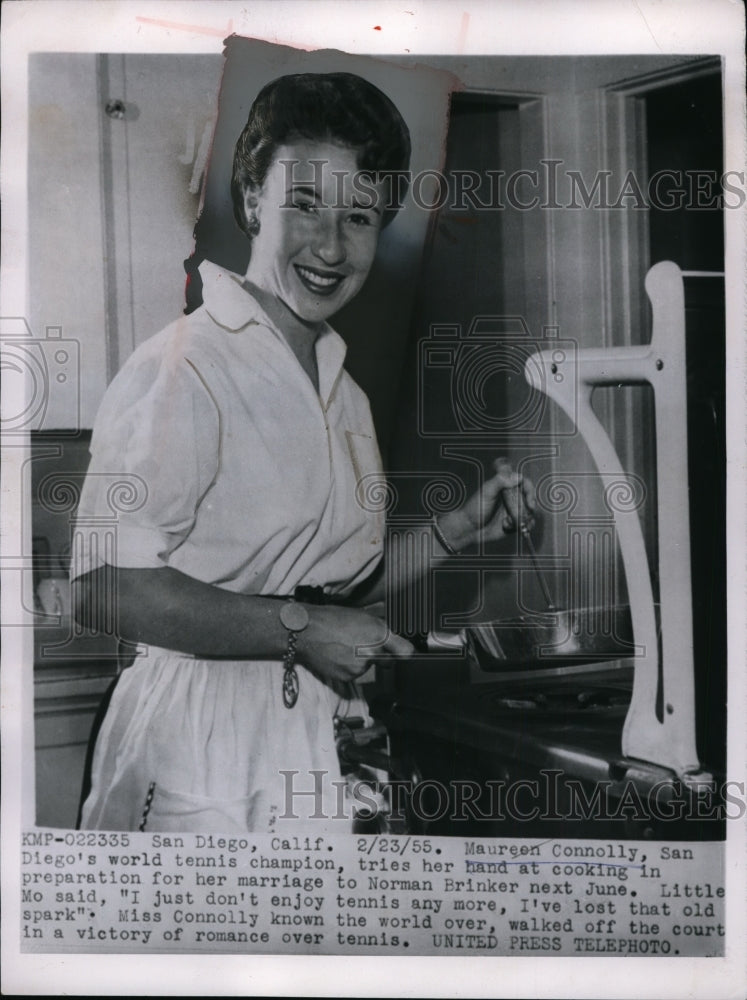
[242,279,321,391]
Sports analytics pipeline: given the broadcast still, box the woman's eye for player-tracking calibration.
[349,213,372,227]
[293,199,317,214]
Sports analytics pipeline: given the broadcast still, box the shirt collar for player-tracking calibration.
[199,260,348,407]
[200,259,267,332]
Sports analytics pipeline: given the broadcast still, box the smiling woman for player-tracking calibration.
[229,72,410,382]
[70,70,533,834]
[240,141,387,385]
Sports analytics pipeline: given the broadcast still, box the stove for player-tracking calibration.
[373,264,725,839]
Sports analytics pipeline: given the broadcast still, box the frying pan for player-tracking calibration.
[463,603,638,671]
[441,486,640,670]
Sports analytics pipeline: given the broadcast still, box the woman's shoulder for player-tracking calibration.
[96,313,227,430]
[114,306,233,380]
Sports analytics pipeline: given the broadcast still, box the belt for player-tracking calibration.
[284,585,352,605]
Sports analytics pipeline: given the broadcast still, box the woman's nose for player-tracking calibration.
[312,217,345,265]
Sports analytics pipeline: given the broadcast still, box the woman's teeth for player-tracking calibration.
[296,265,343,292]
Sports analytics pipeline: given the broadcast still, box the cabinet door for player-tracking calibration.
[34,667,118,828]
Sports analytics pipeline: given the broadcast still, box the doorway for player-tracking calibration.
[645,71,726,773]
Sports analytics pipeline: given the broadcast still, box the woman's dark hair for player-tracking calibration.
[231,72,411,237]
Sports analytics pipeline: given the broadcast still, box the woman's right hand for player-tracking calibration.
[295,605,415,684]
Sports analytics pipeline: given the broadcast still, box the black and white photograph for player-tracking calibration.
[2,1,745,996]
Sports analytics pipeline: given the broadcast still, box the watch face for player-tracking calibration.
[280,601,310,632]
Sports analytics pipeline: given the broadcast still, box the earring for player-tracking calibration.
[246,212,260,238]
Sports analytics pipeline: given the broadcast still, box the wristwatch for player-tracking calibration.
[279,600,310,709]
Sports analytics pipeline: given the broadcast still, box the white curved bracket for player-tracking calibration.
[524,261,702,778]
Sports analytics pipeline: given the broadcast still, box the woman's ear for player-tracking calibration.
[242,186,261,238]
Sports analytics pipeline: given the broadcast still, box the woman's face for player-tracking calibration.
[243,140,386,326]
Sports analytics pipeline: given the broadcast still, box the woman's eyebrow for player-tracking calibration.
[285,184,381,214]
[287,183,319,199]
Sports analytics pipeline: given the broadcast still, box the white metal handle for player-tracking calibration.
[524,261,702,778]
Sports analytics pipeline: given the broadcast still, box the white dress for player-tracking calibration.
[74,261,385,833]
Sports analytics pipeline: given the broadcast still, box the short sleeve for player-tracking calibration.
[72,341,220,579]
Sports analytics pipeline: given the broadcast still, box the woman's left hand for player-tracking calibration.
[436,457,536,551]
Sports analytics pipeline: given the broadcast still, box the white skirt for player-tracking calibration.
[79,645,373,834]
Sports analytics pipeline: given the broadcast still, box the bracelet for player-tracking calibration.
[282,632,300,709]
[432,515,458,556]
[279,601,310,709]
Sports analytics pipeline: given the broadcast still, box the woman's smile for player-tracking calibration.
[294,263,346,296]
[243,140,386,328]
